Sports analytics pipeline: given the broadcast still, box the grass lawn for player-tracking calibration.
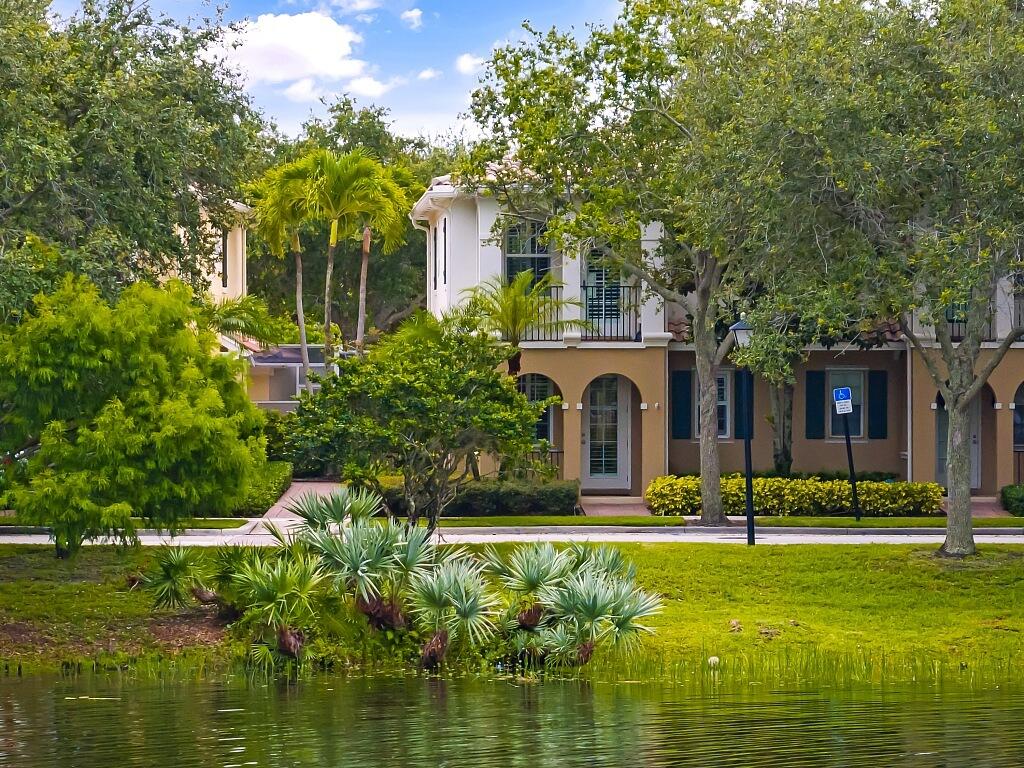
[0,517,249,530]
[439,515,1022,529]
[0,543,1021,681]
[620,543,1024,681]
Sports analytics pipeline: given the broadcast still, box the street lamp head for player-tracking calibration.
[729,314,754,348]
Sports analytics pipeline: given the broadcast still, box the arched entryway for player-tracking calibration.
[517,373,564,477]
[580,374,641,493]
[935,385,996,491]
[1012,383,1024,483]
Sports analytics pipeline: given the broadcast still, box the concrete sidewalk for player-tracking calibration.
[0,527,1019,548]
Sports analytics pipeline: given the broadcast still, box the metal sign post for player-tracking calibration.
[833,387,861,522]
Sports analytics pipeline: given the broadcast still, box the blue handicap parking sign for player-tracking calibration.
[833,387,851,402]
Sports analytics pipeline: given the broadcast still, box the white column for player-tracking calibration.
[640,222,671,346]
[476,197,503,285]
[561,244,583,346]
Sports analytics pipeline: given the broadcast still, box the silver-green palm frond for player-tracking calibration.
[232,551,326,631]
[390,524,437,593]
[604,582,663,650]
[304,520,398,601]
[409,559,498,644]
[480,544,513,578]
[289,488,384,532]
[145,547,209,609]
[568,543,635,581]
[286,492,335,530]
[499,542,572,596]
[539,622,584,667]
[539,571,618,642]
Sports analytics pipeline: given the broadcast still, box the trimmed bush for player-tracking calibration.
[999,485,1024,516]
[645,474,944,517]
[382,478,580,518]
[229,461,294,517]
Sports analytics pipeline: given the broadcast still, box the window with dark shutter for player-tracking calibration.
[671,369,692,440]
[868,370,888,439]
[805,370,826,439]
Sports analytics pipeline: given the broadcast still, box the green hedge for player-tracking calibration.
[646,474,944,517]
[999,485,1024,516]
[381,478,580,517]
[229,461,294,517]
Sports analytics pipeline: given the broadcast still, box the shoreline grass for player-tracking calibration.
[1,543,1021,683]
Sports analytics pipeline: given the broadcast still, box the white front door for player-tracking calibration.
[935,396,981,490]
[582,375,631,491]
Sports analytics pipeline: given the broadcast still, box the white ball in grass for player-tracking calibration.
[707,656,720,669]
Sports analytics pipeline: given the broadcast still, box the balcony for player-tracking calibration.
[945,304,994,342]
[581,282,641,341]
[521,285,565,342]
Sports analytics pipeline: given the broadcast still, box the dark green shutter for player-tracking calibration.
[734,370,753,439]
[868,370,888,439]
[805,370,826,439]
[670,370,692,440]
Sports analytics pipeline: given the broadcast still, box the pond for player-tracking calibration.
[1,674,1021,767]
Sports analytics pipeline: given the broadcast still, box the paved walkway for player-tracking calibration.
[263,480,343,519]
[0,527,1019,548]
[579,496,651,516]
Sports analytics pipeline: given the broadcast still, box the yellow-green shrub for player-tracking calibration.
[644,475,944,517]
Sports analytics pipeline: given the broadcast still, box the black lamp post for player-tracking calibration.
[729,316,756,546]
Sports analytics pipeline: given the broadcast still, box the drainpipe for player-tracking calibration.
[905,337,913,481]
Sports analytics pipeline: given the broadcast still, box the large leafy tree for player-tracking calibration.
[464,0,810,524]
[292,312,544,529]
[0,0,267,299]
[0,278,265,557]
[739,0,1024,556]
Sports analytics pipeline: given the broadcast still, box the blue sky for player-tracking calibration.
[54,0,619,137]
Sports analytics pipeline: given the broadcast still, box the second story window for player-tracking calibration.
[505,221,549,285]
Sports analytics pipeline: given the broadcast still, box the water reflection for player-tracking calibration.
[0,675,1021,767]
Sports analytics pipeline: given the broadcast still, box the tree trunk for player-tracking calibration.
[694,323,727,524]
[768,382,794,476]
[941,401,976,557]
[293,246,313,394]
[507,348,523,377]
[355,226,371,351]
[323,219,339,361]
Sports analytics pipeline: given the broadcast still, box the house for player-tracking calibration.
[411,175,1024,497]
[205,204,328,412]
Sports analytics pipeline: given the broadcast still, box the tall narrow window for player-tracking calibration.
[693,372,731,439]
[518,373,555,443]
[221,229,229,288]
[827,369,865,438]
[432,225,438,291]
[505,221,549,284]
[442,218,447,285]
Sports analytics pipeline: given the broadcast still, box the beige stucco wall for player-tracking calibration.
[247,367,271,402]
[668,348,908,478]
[519,345,668,495]
[910,347,1024,494]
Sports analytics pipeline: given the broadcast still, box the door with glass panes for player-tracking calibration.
[582,375,631,491]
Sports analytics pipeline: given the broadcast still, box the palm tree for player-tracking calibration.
[249,166,314,392]
[200,294,284,349]
[287,149,409,359]
[464,270,590,376]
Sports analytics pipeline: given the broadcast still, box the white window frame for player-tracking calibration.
[504,220,550,284]
[692,369,731,440]
[826,368,866,439]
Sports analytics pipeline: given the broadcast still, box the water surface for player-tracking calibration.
[1,674,1021,767]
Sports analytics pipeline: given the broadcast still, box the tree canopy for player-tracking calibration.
[0,0,267,304]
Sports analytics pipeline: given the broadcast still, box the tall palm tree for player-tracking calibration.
[464,270,590,376]
[287,149,407,359]
[249,166,314,392]
[201,294,284,349]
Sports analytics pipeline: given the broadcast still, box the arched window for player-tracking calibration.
[517,373,556,443]
[1014,384,1024,448]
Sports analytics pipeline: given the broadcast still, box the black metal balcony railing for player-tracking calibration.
[581,282,641,342]
[527,448,564,479]
[946,316,995,342]
[521,285,564,342]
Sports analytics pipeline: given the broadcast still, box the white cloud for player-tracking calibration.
[282,77,329,103]
[345,75,406,98]
[221,12,364,86]
[455,53,485,75]
[417,67,441,81]
[400,8,423,30]
[331,0,381,12]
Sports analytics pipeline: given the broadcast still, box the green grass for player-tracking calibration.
[438,515,1022,529]
[1,543,1022,682]
[616,543,1024,682]
[0,517,249,530]
[756,516,1022,529]
[439,515,688,527]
